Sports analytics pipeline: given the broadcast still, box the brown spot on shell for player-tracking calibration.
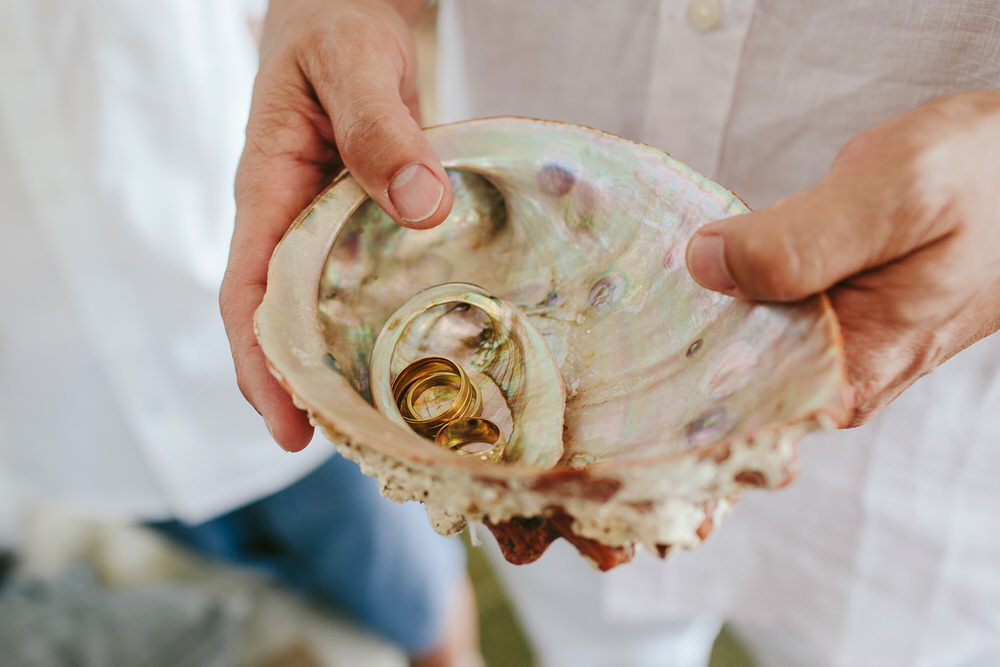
[734,469,768,487]
[588,273,625,308]
[536,162,576,196]
[698,440,731,463]
[686,339,703,357]
[531,470,621,502]
[475,478,509,489]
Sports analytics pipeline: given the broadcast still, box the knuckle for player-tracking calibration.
[737,231,802,299]
[336,103,399,174]
[239,66,329,173]
[337,107,381,158]
[289,3,369,64]
[299,9,401,82]
[297,21,331,63]
[886,140,959,243]
[243,104,312,164]
[330,13,384,52]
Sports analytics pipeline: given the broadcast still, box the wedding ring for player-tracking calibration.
[435,418,506,463]
[403,372,482,423]
[402,370,482,434]
[391,356,482,437]
[391,357,460,406]
[403,372,461,415]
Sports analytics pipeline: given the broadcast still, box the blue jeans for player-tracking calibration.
[151,453,465,653]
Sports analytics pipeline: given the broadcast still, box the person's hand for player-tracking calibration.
[686,90,1000,427]
[220,0,452,451]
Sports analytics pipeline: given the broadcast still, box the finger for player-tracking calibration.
[300,26,452,229]
[222,156,320,451]
[685,182,934,301]
[222,277,314,452]
[220,75,334,451]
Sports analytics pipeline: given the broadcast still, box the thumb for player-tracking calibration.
[686,185,887,301]
[306,45,452,229]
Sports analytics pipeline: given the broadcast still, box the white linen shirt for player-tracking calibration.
[0,0,334,525]
[437,1,1000,665]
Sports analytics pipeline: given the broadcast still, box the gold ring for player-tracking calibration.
[402,370,482,434]
[391,357,482,436]
[435,418,506,463]
[403,371,461,417]
[403,371,482,423]
[391,357,461,406]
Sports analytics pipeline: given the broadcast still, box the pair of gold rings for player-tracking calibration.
[391,356,506,463]
[391,357,482,436]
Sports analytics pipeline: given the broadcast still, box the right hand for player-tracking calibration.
[219,0,453,451]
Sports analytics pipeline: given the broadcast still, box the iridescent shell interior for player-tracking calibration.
[316,121,844,467]
[256,118,849,566]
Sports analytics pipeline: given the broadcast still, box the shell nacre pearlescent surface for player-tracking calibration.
[255,117,850,570]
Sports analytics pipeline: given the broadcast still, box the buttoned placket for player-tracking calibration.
[638,0,757,180]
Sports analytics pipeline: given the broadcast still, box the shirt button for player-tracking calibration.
[686,0,723,31]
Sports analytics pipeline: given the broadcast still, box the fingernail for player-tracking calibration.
[389,164,444,223]
[687,233,735,292]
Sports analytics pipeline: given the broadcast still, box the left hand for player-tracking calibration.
[685,90,1000,426]
[219,0,449,451]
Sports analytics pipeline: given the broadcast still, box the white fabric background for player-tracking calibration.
[0,0,334,525]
